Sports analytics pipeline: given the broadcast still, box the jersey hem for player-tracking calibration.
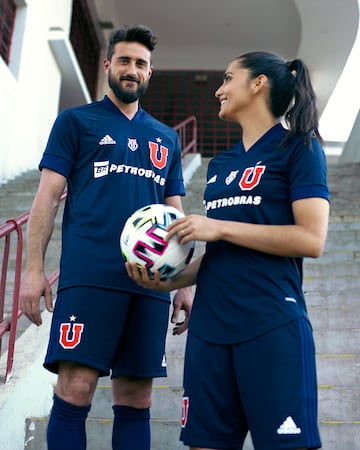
[57,282,171,303]
[189,313,310,345]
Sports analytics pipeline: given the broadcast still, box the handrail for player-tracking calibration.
[173,115,197,157]
[0,194,66,383]
[0,218,24,383]
[0,115,198,383]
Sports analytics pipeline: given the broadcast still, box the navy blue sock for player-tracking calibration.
[47,393,91,450]
[112,405,150,450]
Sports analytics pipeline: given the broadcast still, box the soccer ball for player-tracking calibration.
[120,204,195,280]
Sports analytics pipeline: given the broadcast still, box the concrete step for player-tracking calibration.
[306,249,360,264]
[24,416,360,450]
[313,329,360,354]
[23,417,256,450]
[328,219,360,229]
[306,290,359,308]
[318,385,360,422]
[308,305,360,329]
[0,170,40,224]
[89,380,185,422]
[317,423,360,450]
[303,275,360,293]
[316,353,360,386]
[304,261,360,277]
[325,229,360,247]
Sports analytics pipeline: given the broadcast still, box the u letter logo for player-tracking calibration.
[149,142,169,169]
[239,165,265,190]
[181,396,189,428]
[59,323,84,349]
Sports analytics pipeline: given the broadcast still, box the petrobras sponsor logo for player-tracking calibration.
[94,161,110,178]
[204,195,262,210]
[93,160,165,186]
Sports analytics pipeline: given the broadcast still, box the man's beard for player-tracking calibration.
[108,72,149,104]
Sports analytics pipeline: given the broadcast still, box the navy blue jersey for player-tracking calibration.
[39,96,185,300]
[190,123,330,343]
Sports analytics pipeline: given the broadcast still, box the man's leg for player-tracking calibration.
[47,361,99,450]
[111,376,153,450]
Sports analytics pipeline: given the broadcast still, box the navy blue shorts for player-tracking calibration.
[44,287,170,378]
[180,317,321,449]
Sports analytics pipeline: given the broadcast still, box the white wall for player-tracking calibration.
[0,0,73,185]
[319,0,360,145]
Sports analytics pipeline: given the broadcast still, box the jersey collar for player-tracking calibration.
[102,95,146,121]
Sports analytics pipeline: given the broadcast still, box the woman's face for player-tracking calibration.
[215,60,257,122]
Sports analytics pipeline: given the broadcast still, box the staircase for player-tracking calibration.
[304,161,360,449]
[1,157,359,449]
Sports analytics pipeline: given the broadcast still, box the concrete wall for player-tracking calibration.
[0,0,73,185]
[339,110,360,163]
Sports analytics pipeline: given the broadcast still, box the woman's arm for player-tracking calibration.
[167,197,329,258]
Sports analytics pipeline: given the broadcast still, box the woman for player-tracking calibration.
[127,51,330,450]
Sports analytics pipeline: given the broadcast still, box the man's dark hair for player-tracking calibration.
[106,25,158,60]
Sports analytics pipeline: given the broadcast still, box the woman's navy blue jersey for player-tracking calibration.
[190,123,330,343]
[39,96,185,301]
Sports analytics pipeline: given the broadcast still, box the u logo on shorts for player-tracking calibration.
[59,322,84,349]
[181,396,189,428]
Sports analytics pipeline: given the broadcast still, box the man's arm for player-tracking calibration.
[20,168,67,326]
[164,195,194,334]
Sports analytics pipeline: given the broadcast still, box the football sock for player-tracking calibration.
[47,393,91,450]
[112,405,151,450]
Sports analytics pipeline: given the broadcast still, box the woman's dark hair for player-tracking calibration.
[106,25,158,61]
[235,51,323,146]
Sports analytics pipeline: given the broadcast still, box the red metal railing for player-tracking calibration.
[0,215,25,381]
[0,116,197,383]
[174,116,197,157]
[0,196,66,383]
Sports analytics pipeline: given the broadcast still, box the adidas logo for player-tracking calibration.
[277,416,301,435]
[161,354,167,368]
[99,134,116,145]
[207,174,217,184]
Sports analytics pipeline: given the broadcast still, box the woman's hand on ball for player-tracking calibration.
[167,214,222,243]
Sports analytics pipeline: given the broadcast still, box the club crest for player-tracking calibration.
[225,170,239,185]
[127,138,139,151]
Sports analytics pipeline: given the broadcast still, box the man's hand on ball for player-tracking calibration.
[125,262,171,292]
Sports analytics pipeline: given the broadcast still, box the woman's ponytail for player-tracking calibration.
[284,59,323,146]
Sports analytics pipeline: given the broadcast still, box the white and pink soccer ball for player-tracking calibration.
[120,204,195,280]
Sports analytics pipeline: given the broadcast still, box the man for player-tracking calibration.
[20,25,192,450]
